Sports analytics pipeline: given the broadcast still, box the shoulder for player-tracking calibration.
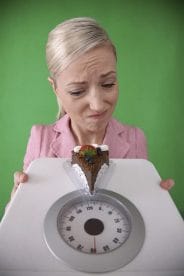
[108,117,148,159]
[23,122,55,171]
[29,123,54,138]
[29,114,69,137]
[109,117,146,138]
[23,115,70,170]
[27,114,70,151]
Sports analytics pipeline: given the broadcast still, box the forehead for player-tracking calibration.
[58,45,117,83]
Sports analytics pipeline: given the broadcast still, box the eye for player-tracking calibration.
[102,83,115,88]
[69,90,84,96]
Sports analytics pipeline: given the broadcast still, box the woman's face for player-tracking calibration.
[55,45,118,135]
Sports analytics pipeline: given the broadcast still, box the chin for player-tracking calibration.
[87,121,108,133]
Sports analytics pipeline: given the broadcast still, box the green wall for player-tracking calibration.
[0,0,183,219]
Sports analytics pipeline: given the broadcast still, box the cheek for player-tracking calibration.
[109,90,118,105]
[57,94,71,113]
[61,97,85,116]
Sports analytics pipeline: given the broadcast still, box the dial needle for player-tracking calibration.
[93,236,97,254]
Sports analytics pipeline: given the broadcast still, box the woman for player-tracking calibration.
[11,17,174,200]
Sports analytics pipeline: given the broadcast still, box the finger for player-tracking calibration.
[19,173,28,183]
[14,172,28,187]
[14,172,22,188]
[160,179,175,190]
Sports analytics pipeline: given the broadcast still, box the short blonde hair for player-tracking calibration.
[46,17,116,118]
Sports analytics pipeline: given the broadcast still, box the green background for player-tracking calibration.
[0,0,183,220]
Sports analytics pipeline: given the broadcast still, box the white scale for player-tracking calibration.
[0,158,184,276]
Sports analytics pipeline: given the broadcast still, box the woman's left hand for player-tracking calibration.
[160,179,175,190]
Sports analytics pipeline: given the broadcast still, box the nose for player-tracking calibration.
[89,90,105,112]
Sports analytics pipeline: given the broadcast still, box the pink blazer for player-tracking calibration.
[23,114,148,171]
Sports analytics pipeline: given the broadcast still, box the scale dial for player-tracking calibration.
[44,189,145,273]
[57,197,131,254]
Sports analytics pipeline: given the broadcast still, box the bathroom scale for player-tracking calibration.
[0,158,184,276]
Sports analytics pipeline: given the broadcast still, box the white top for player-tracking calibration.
[73,144,109,153]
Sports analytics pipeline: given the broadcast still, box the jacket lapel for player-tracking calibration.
[103,118,130,158]
[50,115,130,159]
[50,114,76,157]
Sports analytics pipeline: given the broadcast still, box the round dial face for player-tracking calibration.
[44,189,145,273]
[57,198,131,254]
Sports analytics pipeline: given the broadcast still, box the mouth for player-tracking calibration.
[88,111,107,119]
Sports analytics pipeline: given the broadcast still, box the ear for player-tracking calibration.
[48,77,57,94]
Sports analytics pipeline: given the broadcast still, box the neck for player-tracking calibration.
[70,121,106,145]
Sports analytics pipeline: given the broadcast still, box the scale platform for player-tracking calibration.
[0,158,184,276]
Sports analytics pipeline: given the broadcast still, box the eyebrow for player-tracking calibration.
[66,81,86,87]
[100,71,116,78]
[66,71,117,87]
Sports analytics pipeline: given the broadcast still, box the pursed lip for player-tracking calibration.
[88,110,107,119]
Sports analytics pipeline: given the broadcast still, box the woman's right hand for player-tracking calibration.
[11,171,28,198]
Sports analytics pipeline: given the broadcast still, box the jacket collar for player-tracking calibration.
[51,114,129,158]
[103,118,130,158]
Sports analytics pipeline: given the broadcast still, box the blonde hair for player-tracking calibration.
[46,17,116,119]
